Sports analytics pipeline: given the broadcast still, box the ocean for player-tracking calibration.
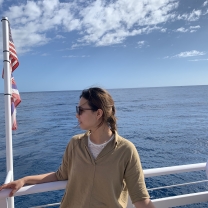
[0,86,208,208]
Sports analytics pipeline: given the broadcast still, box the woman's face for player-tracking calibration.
[76,97,101,131]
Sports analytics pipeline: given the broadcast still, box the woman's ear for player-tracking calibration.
[96,109,103,120]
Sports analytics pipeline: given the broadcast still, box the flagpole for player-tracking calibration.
[2,16,15,208]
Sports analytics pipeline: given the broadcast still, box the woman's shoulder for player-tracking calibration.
[71,132,87,140]
[116,133,137,151]
[67,132,88,146]
[116,134,141,161]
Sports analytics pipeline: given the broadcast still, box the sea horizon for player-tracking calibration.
[0,84,207,94]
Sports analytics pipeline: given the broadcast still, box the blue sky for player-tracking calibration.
[0,0,208,92]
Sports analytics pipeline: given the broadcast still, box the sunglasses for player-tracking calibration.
[76,106,94,115]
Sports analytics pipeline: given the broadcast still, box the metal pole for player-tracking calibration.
[2,16,15,208]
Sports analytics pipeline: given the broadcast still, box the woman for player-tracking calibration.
[0,87,155,208]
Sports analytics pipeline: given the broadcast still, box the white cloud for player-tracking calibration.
[41,53,49,56]
[3,0,179,49]
[63,55,90,58]
[203,0,208,6]
[11,28,51,54]
[3,0,78,54]
[63,55,77,58]
[190,25,200,29]
[55,35,65,39]
[163,56,169,59]
[189,58,208,61]
[188,10,202,21]
[175,25,200,33]
[176,27,188,32]
[178,9,202,21]
[161,28,167,32]
[174,50,206,58]
[78,0,178,46]
[3,0,204,53]
[0,0,4,7]
[203,9,208,15]
[137,41,145,48]
[164,50,206,59]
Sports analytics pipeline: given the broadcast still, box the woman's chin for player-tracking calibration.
[78,122,91,131]
[79,123,86,130]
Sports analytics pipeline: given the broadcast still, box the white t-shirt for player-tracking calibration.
[88,134,114,159]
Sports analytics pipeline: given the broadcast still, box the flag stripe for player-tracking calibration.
[2,22,21,130]
[11,102,17,130]
[8,22,21,130]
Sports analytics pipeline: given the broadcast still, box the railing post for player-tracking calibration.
[2,16,15,208]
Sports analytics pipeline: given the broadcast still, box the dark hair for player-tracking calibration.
[80,87,117,132]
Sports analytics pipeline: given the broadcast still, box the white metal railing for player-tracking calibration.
[0,162,207,208]
[4,170,13,184]
[144,162,206,177]
[2,16,15,208]
[0,170,13,208]
[152,191,208,208]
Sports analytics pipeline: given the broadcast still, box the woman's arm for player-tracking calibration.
[134,199,156,208]
[0,172,58,197]
[23,172,58,184]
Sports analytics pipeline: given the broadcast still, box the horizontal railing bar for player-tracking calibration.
[30,202,61,208]
[20,191,208,208]
[144,162,206,177]
[4,170,13,184]
[0,181,67,198]
[152,191,208,208]
[148,179,208,191]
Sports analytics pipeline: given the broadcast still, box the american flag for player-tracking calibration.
[2,22,21,130]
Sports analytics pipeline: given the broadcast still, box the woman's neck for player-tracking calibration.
[90,125,113,145]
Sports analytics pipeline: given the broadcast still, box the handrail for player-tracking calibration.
[152,191,208,208]
[30,202,61,208]
[0,181,67,198]
[144,162,206,177]
[148,179,208,191]
[0,162,206,199]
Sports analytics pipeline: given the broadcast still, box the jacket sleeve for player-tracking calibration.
[124,143,150,203]
[55,141,72,181]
